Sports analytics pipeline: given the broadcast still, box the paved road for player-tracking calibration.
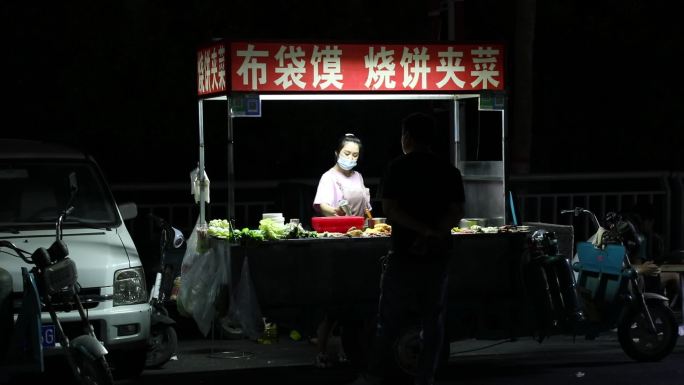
[115,330,684,385]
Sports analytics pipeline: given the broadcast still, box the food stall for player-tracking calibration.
[182,40,533,340]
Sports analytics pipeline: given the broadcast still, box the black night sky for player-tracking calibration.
[2,1,683,190]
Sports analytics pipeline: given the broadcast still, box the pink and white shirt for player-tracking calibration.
[313,168,371,216]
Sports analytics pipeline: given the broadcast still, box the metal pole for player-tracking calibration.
[226,98,235,222]
[198,99,206,226]
[451,97,460,167]
[447,0,456,41]
[502,108,509,224]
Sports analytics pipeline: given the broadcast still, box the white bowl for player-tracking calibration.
[262,213,284,219]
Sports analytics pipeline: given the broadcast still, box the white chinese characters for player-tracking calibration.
[470,46,500,89]
[436,47,465,88]
[197,46,226,94]
[236,44,269,90]
[311,45,343,90]
[222,43,503,92]
[274,45,306,89]
[364,46,396,90]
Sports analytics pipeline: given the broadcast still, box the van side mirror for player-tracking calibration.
[118,202,138,221]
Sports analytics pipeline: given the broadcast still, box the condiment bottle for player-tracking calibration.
[364,209,373,228]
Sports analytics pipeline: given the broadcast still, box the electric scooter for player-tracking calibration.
[389,207,678,378]
[562,207,678,361]
[0,174,113,384]
[145,214,184,368]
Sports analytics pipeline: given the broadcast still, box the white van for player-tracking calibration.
[0,139,150,378]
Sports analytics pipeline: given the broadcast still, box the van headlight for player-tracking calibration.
[113,267,147,306]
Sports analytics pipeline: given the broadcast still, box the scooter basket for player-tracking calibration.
[44,258,78,294]
[574,242,627,304]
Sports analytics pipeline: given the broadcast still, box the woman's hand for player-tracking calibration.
[635,260,661,276]
[319,203,341,217]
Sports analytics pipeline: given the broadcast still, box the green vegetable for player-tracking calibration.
[258,219,290,240]
[208,219,242,242]
[208,218,317,244]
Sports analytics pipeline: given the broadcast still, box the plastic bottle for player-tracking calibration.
[258,318,279,344]
[269,323,279,343]
[170,276,181,301]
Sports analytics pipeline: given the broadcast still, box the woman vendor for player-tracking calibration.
[310,133,371,368]
[313,133,371,217]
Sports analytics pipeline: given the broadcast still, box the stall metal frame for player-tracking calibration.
[195,40,509,226]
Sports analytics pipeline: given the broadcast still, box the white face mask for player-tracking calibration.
[337,156,357,171]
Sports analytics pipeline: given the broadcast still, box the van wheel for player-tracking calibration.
[110,348,147,379]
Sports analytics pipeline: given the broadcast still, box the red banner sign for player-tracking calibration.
[197,41,505,96]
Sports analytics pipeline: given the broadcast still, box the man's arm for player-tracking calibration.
[437,201,464,233]
[383,199,463,237]
[383,198,426,235]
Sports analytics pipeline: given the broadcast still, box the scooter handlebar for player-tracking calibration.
[148,213,184,248]
[560,207,585,216]
[0,240,32,263]
[560,207,602,230]
[148,213,167,228]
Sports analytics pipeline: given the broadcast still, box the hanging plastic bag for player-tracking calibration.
[227,256,263,339]
[177,217,200,317]
[177,217,228,334]
[196,250,227,336]
[178,246,228,336]
[190,166,210,204]
[180,217,200,275]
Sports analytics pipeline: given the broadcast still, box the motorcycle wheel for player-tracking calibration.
[393,327,451,375]
[340,317,375,370]
[145,325,178,368]
[70,349,114,385]
[617,300,678,362]
[394,327,421,376]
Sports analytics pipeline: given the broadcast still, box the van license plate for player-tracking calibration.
[41,324,56,347]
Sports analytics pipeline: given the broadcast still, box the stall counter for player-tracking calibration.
[211,232,531,338]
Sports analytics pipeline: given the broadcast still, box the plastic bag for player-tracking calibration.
[179,247,228,336]
[227,256,263,339]
[190,166,210,204]
[180,218,201,276]
[178,217,228,336]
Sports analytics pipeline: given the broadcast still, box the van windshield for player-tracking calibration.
[0,160,119,228]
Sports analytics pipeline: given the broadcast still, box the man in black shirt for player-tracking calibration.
[354,112,464,385]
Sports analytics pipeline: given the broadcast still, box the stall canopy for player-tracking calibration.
[195,40,506,225]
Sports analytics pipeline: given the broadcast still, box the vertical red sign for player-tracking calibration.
[197,42,228,96]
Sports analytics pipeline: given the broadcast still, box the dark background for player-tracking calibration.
[2,0,682,187]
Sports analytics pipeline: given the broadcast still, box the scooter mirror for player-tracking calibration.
[48,240,69,261]
[172,227,185,248]
[31,247,51,269]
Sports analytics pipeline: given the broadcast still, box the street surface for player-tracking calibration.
[115,328,684,385]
